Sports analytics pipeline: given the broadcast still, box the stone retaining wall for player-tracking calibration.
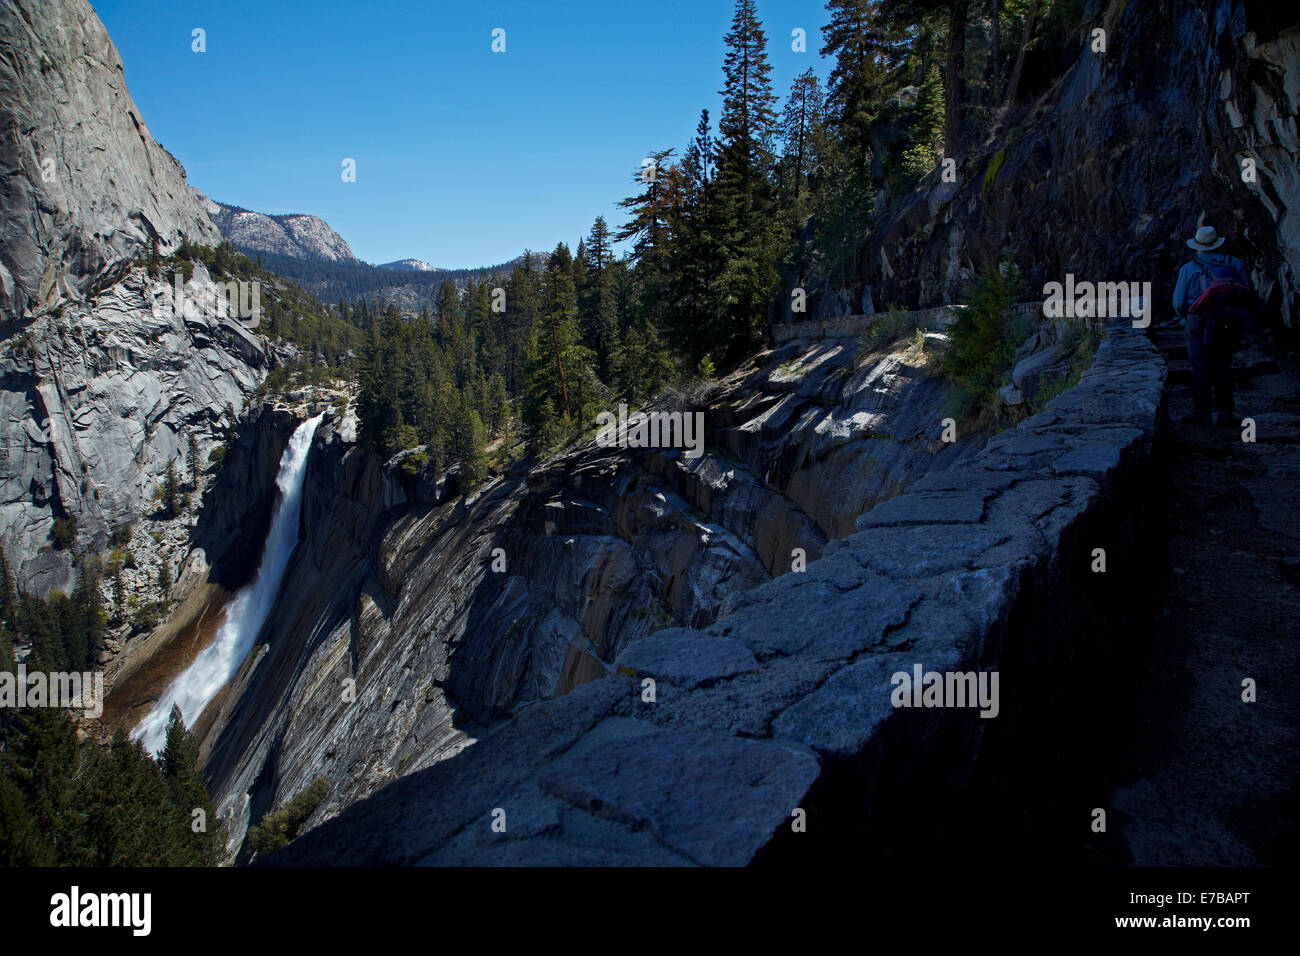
[772,301,1047,345]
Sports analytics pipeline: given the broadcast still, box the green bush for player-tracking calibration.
[941,261,1030,423]
[859,305,919,355]
[130,601,165,632]
[50,516,77,550]
[245,778,332,857]
[396,450,429,478]
[983,149,1006,195]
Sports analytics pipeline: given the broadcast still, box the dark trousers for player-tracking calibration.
[1186,313,1235,420]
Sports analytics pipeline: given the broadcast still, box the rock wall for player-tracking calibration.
[266,317,1165,865]
[792,1,1300,331]
[0,263,266,595]
[0,0,262,596]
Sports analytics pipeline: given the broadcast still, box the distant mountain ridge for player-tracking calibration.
[199,194,359,263]
[379,258,440,272]
[202,195,546,307]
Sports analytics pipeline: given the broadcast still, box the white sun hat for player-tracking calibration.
[1187,225,1226,251]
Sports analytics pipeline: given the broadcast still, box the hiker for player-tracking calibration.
[1172,225,1255,426]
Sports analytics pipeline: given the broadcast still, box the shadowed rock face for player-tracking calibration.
[202,332,986,852]
[0,0,222,322]
[794,0,1300,330]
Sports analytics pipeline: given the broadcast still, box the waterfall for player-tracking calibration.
[133,414,324,753]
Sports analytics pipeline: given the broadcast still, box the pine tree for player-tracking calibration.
[900,64,946,181]
[161,458,181,518]
[714,0,780,357]
[879,0,972,156]
[68,558,106,670]
[111,565,126,624]
[0,548,17,665]
[820,0,909,163]
[79,728,182,865]
[541,244,579,422]
[781,69,827,205]
[0,772,50,865]
[718,0,777,174]
[1,708,88,864]
[579,216,620,383]
[667,109,727,366]
[187,433,202,493]
[486,372,510,438]
[521,320,604,453]
[452,399,489,490]
[160,706,224,865]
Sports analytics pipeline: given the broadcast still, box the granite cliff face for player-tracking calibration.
[0,0,269,596]
[0,0,221,323]
[0,265,267,596]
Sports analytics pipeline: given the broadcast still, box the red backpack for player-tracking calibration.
[1188,260,1258,349]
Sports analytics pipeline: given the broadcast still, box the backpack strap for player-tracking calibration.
[1185,257,1213,312]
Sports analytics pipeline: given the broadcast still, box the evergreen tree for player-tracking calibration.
[820,0,909,163]
[713,0,780,357]
[667,110,726,366]
[579,216,620,383]
[452,397,489,490]
[187,433,202,493]
[898,63,946,182]
[0,772,49,865]
[1,708,88,864]
[0,549,16,673]
[160,706,224,865]
[161,459,181,518]
[111,565,126,624]
[0,549,16,631]
[486,372,510,438]
[79,728,181,865]
[781,69,827,205]
[521,319,604,453]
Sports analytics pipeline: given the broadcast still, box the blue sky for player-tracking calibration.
[94,0,832,268]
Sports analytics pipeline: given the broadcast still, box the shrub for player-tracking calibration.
[131,601,165,632]
[50,516,77,550]
[859,305,919,355]
[245,778,332,857]
[942,261,1030,423]
[396,450,429,478]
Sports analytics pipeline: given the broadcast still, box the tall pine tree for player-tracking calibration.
[713,0,780,357]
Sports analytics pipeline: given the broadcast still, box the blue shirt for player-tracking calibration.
[1173,253,1247,317]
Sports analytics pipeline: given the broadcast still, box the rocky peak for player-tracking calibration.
[203,197,360,263]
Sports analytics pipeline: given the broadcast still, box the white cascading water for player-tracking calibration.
[134,414,324,753]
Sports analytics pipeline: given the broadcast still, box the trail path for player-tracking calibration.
[1106,322,1299,864]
